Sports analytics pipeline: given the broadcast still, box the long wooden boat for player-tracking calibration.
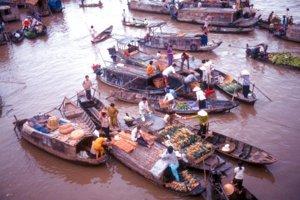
[97,62,183,96]
[153,99,239,115]
[177,7,260,28]
[246,45,300,70]
[211,69,257,105]
[110,130,208,196]
[209,26,254,34]
[13,97,107,165]
[190,125,277,165]
[128,0,169,15]
[123,18,148,28]
[79,1,103,8]
[139,32,222,52]
[91,25,113,44]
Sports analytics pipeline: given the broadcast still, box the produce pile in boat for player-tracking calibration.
[159,126,213,163]
[268,52,300,68]
[165,170,200,192]
[220,82,242,94]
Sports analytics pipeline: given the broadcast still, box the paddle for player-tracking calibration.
[252,83,272,102]
[0,80,26,85]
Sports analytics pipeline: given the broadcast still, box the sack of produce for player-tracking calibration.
[70,129,85,140]
[58,123,74,135]
[46,116,59,131]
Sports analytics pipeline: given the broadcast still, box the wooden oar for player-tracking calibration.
[0,80,26,85]
[252,84,272,102]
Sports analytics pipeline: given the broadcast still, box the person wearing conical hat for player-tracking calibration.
[239,69,251,98]
[184,109,209,138]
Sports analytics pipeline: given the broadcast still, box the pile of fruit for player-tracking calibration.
[268,52,300,68]
[165,170,200,192]
[159,125,213,162]
[222,82,242,94]
[175,102,190,111]
[185,142,213,163]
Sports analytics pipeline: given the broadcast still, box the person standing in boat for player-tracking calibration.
[233,161,245,191]
[268,11,274,23]
[90,25,97,39]
[161,146,181,182]
[162,63,176,85]
[162,90,176,110]
[239,69,251,98]
[167,45,174,66]
[184,109,209,139]
[107,103,119,128]
[91,137,108,159]
[82,75,93,100]
[183,72,198,93]
[193,86,206,109]
[122,9,126,23]
[180,51,190,70]
[138,97,152,122]
[99,111,111,141]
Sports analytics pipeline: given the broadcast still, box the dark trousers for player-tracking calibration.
[137,137,149,147]
[198,124,207,139]
[102,126,111,141]
[85,89,92,100]
[198,100,206,109]
[242,85,250,98]
[233,178,243,190]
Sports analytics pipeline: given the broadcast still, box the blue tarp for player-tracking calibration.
[48,0,62,12]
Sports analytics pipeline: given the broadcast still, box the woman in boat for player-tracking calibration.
[193,86,206,109]
[138,97,152,122]
[107,103,119,128]
[99,111,111,141]
[131,125,150,148]
[233,161,245,191]
[91,137,109,159]
[239,69,251,98]
[184,109,209,139]
[161,146,181,182]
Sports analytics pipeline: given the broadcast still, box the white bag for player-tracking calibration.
[150,159,169,178]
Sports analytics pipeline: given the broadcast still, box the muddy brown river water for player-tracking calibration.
[1,0,300,199]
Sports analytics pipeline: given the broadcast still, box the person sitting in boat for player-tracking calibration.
[138,97,152,122]
[193,86,206,109]
[146,60,156,76]
[184,72,198,93]
[91,136,109,159]
[22,18,31,30]
[161,146,181,182]
[239,69,251,98]
[184,109,209,139]
[90,25,97,39]
[124,113,134,127]
[180,51,190,70]
[131,125,150,148]
[127,43,138,54]
[288,16,294,25]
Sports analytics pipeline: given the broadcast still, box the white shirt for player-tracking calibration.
[234,166,245,180]
[138,100,150,115]
[162,66,176,77]
[196,89,206,101]
[90,27,97,38]
[131,127,140,142]
[161,149,179,166]
[164,93,175,101]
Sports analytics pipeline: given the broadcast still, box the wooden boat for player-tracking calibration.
[128,0,169,15]
[153,99,239,115]
[177,7,260,28]
[10,29,25,43]
[189,125,277,165]
[0,5,20,22]
[13,97,107,165]
[97,62,183,96]
[139,32,222,52]
[0,32,9,46]
[209,26,254,34]
[246,45,300,70]
[109,130,207,196]
[91,25,113,44]
[79,1,103,8]
[123,18,148,28]
[77,92,105,130]
[274,24,300,43]
[211,69,257,105]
